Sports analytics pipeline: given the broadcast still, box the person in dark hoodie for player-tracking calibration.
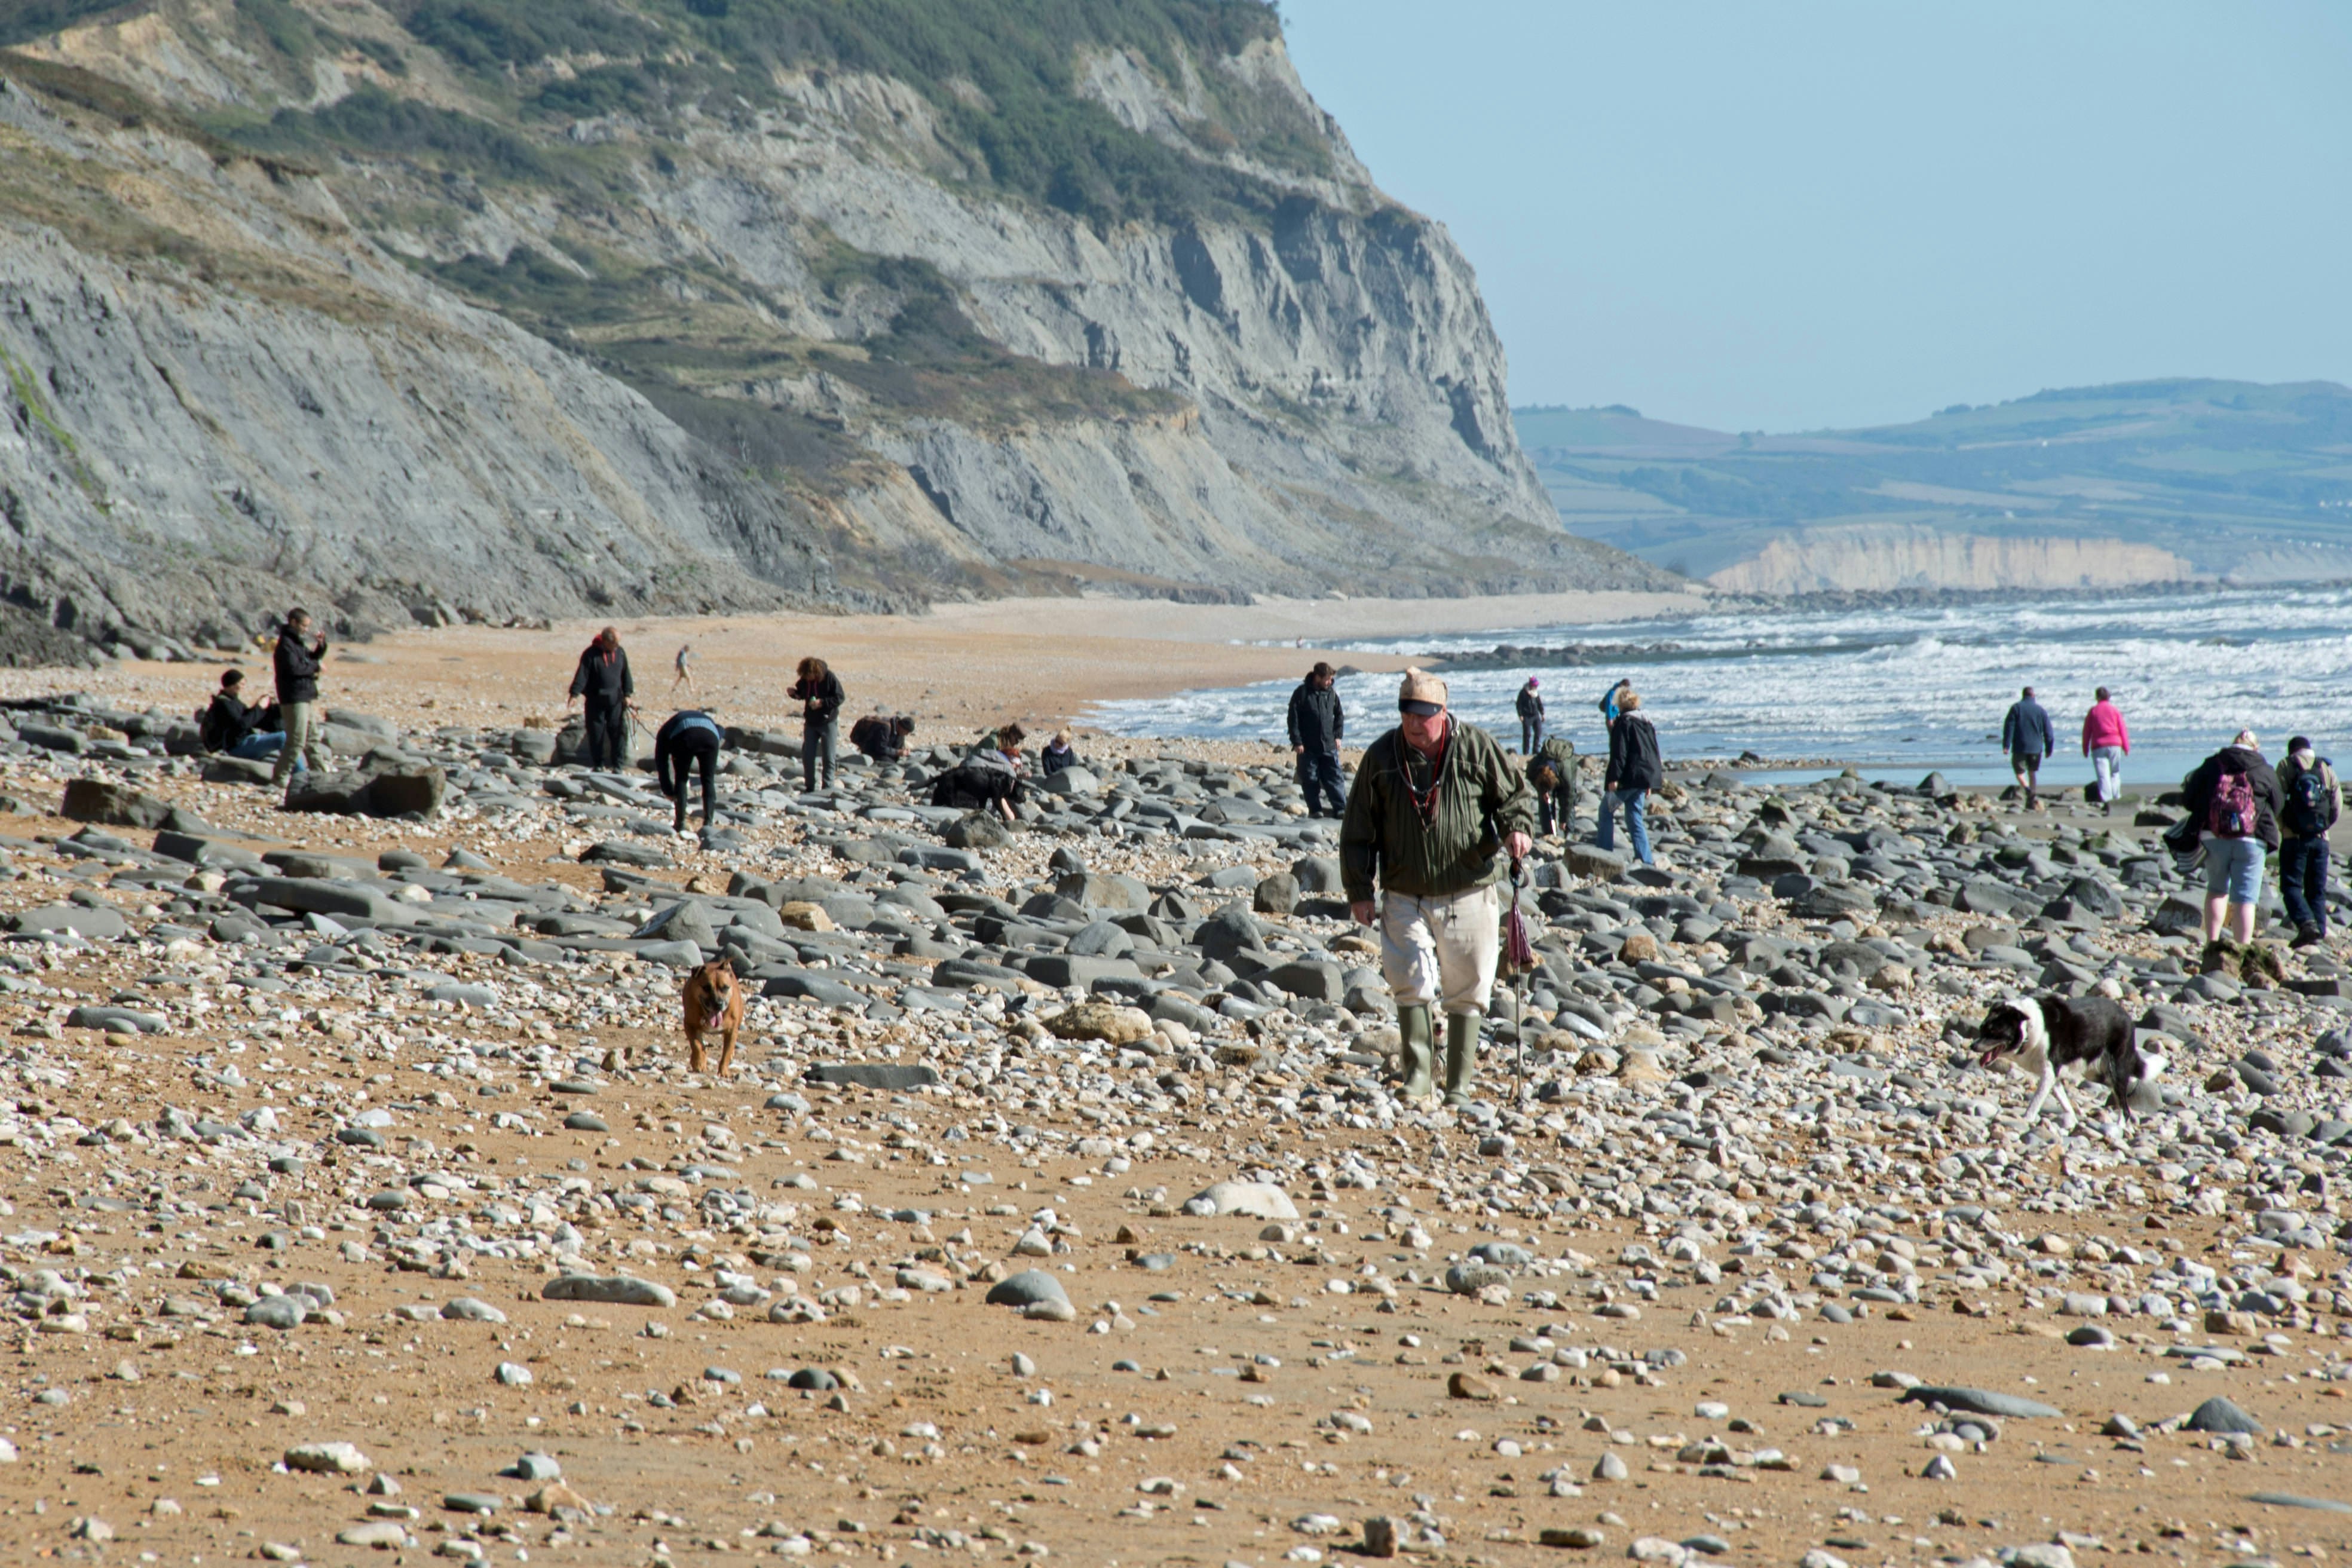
[1287,661,1347,818]
[2181,728,2284,950]
[2278,734,2341,948]
[269,608,329,793]
[201,668,285,761]
[1514,677,1545,754]
[567,626,633,768]
[2002,685,2056,808]
[1601,690,1663,866]
[654,709,724,834]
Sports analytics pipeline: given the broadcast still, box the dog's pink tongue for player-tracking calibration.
[1977,1049,2000,1067]
[704,1008,727,1028]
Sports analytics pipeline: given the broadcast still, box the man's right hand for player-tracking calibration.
[1349,899,1375,927]
[1293,745,1304,757]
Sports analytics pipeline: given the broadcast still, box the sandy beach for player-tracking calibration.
[4,589,1709,745]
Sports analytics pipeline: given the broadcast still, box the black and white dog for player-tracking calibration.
[1974,994,2166,1128]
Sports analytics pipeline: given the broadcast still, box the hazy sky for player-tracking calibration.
[1278,2,2352,433]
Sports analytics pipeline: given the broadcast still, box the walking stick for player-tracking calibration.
[1502,858,1537,1082]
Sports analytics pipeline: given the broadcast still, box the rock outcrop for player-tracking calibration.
[0,3,1670,656]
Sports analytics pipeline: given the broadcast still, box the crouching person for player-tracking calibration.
[1340,669,1535,1108]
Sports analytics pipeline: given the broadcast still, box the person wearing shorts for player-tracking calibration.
[2181,730,2283,948]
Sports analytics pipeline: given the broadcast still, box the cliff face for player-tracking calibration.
[1705,526,2194,595]
[0,1,1668,652]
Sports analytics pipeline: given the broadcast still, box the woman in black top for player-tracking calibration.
[788,657,846,791]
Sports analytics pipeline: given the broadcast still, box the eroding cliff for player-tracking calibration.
[1705,525,2194,594]
[0,1,1667,653]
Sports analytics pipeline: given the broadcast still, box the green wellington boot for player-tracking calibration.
[1442,1011,1480,1107]
[1396,1005,1436,1104]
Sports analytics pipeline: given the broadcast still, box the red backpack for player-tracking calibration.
[2207,760,2256,840]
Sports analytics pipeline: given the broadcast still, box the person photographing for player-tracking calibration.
[1340,668,1535,1108]
[269,608,329,797]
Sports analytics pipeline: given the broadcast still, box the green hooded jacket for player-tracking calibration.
[1339,719,1535,903]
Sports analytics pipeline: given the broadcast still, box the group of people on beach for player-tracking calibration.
[185,613,2342,1112]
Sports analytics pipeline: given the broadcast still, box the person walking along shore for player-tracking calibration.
[2003,685,2056,808]
[1287,662,1346,818]
[1340,669,1534,1109]
[2082,687,2130,814]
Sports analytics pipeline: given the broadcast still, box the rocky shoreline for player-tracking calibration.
[0,689,2348,1563]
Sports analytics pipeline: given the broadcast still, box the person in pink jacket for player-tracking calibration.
[2082,687,2130,814]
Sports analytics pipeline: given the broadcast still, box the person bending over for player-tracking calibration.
[656,709,724,833]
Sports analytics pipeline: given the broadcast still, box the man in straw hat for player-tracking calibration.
[1340,667,1535,1107]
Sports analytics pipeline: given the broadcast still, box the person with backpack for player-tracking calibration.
[1600,690,1664,866]
[2081,687,2130,814]
[1598,678,1631,729]
[1515,677,1545,754]
[2278,735,2341,948]
[2001,685,2056,808]
[2181,730,2284,948]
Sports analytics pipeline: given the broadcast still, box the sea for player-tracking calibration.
[1084,584,2352,789]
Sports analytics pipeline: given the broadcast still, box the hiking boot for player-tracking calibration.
[1395,1006,1437,1105]
[2293,924,2325,949]
[1441,1011,1480,1107]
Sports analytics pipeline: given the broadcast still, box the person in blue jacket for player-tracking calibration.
[2001,686,2057,808]
[656,709,724,832]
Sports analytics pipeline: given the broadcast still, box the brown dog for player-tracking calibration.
[681,957,745,1075]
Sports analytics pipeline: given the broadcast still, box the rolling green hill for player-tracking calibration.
[1517,379,2352,590]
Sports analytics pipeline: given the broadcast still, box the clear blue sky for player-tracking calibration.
[1278,1,2352,433]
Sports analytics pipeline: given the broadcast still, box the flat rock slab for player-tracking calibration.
[806,1062,939,1091]
[284,1441,371,1474]
[1898,1386,2062,1419]
[542,1275,676,1309]
[2185,1395,2262,1434]
[2249,1493,2352,1514]
[65,1006,166,1034]
[985,1270,1071,1309]
[1183,1180,1298,1220]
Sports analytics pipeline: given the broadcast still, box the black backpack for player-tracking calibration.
[2285,763,2334,837]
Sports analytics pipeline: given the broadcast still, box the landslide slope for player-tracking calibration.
[0,0,1669,653]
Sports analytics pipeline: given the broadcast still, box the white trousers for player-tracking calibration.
[2091,746,2124,803]
[1379,884,1500,1019]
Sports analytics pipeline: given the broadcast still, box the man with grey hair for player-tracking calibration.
[1340,668,1535,1108]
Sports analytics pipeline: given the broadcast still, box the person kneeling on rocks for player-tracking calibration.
[1340,668,1534,1108]
[655,709,724,833]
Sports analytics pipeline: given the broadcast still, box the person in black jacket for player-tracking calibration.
[567,626,634,768]
[2182,730,2284,948]
[268,608,329,791]
[2278,735,2341,947]
[789,656,846,790]
[1040,730,1080,776]
[1600,690,1663,866]
[1287,661,1346,817]
[655,710,724,832]
[201,668,283,758]
[2001,686,2057,808]
[1515,677,1545,754]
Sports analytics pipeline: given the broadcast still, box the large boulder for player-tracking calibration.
[61,778,172,829]
[944,811,1010,849]
[284,762,446,819]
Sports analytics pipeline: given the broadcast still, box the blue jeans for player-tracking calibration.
[2281,837,2330,933]
[1298,750,1346,816]
[230,731,304,771]
[1598,788,1652,864]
